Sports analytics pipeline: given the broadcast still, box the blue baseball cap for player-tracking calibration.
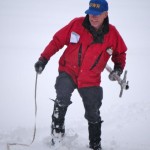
[85,0,108,16]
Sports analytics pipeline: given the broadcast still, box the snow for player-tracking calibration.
[0,0,150,150]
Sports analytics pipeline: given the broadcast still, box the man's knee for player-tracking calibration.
[55,72,76,106]
[85,109,101,123]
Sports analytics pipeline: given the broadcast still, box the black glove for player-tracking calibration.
[34,57,48,74]
[109,66,123,81]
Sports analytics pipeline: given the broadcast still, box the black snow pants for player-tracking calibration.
[51,72,103,147]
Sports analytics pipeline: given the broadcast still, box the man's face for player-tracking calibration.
[89,12,108,30]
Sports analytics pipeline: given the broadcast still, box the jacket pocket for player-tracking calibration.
[90,52,103,70]
[62,43,81,66]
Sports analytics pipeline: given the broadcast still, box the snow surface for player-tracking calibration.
[0,0,150,150]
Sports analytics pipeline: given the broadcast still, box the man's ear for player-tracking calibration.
[104,11,108,18]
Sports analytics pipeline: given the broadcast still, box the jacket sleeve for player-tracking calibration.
[40,18,77,60]
[111,27,127,70]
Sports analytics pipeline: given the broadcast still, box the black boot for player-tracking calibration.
[51,100,68,145]
[88,122,102,150]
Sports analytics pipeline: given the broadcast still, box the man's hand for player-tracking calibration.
[34,57,48,74]
[109,68,123,81]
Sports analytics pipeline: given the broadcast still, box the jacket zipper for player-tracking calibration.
[90,51,103,70]
[78,44,82,67]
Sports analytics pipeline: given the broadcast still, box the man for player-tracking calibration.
[34,0,127,149]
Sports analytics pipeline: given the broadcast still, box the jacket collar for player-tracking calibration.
[82,15,109,43]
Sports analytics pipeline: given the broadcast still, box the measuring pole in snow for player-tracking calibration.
[105,64,129,98]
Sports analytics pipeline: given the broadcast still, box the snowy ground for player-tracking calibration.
[0,0,150,150]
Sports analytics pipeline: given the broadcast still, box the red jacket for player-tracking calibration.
[41,16,127,88]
